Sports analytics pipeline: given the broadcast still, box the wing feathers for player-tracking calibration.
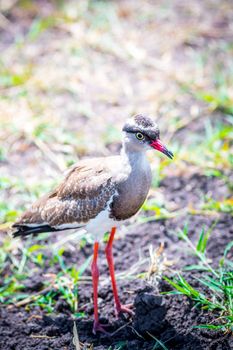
[13,159,115,233]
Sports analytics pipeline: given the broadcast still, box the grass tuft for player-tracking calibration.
[164,225,233,332]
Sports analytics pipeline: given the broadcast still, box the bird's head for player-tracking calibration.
[122,114,173,159]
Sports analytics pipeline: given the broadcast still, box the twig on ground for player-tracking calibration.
[73,321,81,350]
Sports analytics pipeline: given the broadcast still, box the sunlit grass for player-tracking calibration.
[0,237,91,317]
[172,120,233,172]
[164,225,233,332]
[31,250,91,317]
[0,174,58,225]
[201,198,233,215]
[140,196,180,223]
[0,65,32,88]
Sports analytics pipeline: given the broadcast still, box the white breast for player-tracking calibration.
[85,194,121,241]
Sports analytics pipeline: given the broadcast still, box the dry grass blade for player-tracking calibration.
[147,243,174,289]
[110,320,132,336]
[53,229,88,249]
[33,138,66,172]
[30,335,55,339]
[0,0,19,12]
[73,321,81,350]
[13,287,51,307]
[147,243,164,277]
[147,331,169,350]
[0,12,11,28]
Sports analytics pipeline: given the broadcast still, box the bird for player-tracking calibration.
[12,114,173,334]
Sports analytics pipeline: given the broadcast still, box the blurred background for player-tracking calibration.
[0,0,232,225]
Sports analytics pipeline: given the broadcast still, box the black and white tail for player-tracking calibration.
[12,224,82,238]
[12,224,62,237]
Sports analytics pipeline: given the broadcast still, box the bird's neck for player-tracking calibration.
[120,145,149,171]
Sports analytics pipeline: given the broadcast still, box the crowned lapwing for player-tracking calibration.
[12,114,173,333]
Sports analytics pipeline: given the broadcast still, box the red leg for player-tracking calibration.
[91,242,107,334]
[105,227,134,317]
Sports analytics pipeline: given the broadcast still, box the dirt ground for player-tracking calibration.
[0,0,232,350]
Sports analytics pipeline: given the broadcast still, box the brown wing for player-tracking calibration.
[14,159,115,228]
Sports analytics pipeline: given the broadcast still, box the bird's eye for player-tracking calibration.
[136,132,144,140]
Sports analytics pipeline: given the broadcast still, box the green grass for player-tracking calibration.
[107,344,127,350]
[0,62,32,88]
[193,66,233,116]
[164,225,233,332]
[201,198,233,215]
[26,16,57,42]
[141,197,174,221]
[0,238,91,317]
[175,120,233,172]
[148,332,169,350]
[0,175,58,225]
[180,44,233,116]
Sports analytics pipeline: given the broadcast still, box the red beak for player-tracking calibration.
[150,139,174,159]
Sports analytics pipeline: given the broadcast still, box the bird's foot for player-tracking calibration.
[116,303,135,318]
[92,320,110,335]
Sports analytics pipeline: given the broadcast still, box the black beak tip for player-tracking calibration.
[165,149,174,159]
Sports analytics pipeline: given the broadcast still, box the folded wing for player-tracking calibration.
[12,159,115,237]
